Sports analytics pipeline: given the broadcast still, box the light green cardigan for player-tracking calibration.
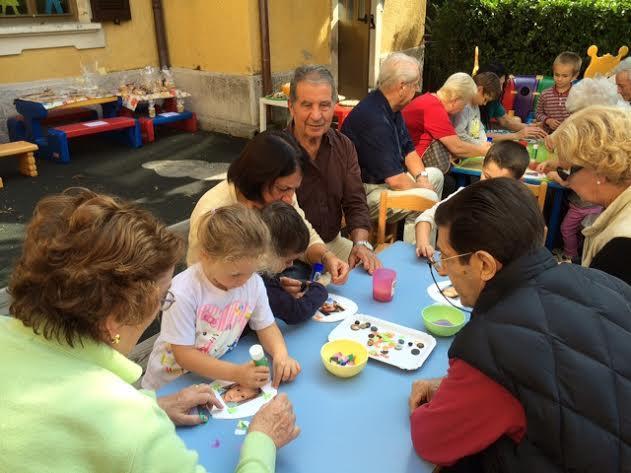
[0,316,276,473]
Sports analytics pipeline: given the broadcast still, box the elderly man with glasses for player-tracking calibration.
[410,178,631,472]
[341,53,445,244]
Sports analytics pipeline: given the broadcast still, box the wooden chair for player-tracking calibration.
[584,45,629,78]
[524,180,548,212]
[0,140,38,189]
[376,192,437,252]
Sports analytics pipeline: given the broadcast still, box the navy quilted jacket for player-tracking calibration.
[449,248,631,473]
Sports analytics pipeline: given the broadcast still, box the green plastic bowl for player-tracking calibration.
[422,304,466,337]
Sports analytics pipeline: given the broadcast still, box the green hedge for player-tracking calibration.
[423,0,631,91]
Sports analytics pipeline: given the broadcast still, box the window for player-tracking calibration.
[0,0,76,18]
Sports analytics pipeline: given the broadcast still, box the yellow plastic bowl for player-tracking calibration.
[320,339,368,378]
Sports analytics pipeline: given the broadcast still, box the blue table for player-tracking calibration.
[157,242,452,473]
[450,162,566,250]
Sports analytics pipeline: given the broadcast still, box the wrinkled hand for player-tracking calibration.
[416,243,435,259]
[323,252,350,285]
[544,134,555,151]
[518,125,547,140]
[409,378,443,413]
[279,277,305,299]
[249,393,300,448]
[237,361,271,389]
[157,383,223,426]
[349,244,381,274]
[545,118,561,131]
[415,175,435,192]
[272,353,301,388]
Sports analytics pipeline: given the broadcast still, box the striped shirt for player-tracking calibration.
[536,86,571,133]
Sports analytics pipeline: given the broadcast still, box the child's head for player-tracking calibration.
[472,72,502,106]
[197,204,270,290]
[222,383,261,404]
[553,52,582,90]
[477,63,507,88]
[260,201,310,273]
[481,141,530,180]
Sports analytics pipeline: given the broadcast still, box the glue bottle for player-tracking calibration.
[310,262,324,282]
[249,344,269,367]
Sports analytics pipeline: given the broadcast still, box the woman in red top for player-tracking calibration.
[402,73,491,173]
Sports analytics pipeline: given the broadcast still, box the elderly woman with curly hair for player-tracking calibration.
[554,105,631,285]
[1,188,299,473]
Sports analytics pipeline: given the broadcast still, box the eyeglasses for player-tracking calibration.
[426,257,473,314]
[160,290,176,312]
[556,166,583,181]
[428,252,473,272]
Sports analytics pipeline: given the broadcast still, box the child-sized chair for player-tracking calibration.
[584,45,629,78]
[524,180,548,212]
[376,193,437,251]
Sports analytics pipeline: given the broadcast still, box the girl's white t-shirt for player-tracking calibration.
[142,264,275,390]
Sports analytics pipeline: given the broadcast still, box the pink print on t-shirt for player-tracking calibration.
[195,302,253,356]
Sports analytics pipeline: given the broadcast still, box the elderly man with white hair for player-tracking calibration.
[341,53,445,243]
[613,57,631,103]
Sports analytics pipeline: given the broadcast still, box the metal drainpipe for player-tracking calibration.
[152,0,170,69]
[258,0,273,98]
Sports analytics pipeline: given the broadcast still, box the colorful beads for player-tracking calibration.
[329,352,357,366]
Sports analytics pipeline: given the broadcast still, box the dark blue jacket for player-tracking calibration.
[449,248,631,473]
[261,275,328,325]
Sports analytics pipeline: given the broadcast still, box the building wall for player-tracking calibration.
[163,0,333,137]
[380,0,425,55]
[0,0,159,84]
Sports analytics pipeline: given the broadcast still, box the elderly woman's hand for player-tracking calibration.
[249,393,300,448]
[157,383,223,426]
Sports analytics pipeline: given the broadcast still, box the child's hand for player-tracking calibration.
[272,354,301,388]
[536,162,549,173]
[545,118,561,130]
[237,361,270,389]
[416,243,435,259]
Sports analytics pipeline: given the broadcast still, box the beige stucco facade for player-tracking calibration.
[0,0,425,141]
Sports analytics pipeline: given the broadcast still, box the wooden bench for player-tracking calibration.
[0,141,38,188]
[47,117,142,163]
[7,107,99,142]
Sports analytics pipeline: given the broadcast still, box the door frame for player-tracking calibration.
[330,0,383,91]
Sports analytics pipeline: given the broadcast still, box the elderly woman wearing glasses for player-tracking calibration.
[409,178,631,471]
[553,105,631,285]
[188,129,350,287]
[1,188,299,473]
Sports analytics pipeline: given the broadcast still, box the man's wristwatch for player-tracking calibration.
[415,171,429,180]
[353,240,374,251]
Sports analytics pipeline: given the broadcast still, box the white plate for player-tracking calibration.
[328,314,436,371]
[210,379,277,420]
[427,280,471,310]
[313,294,358,323]
[339,99,359,107]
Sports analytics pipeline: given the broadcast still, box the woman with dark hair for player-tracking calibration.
[2,188,300,473]
[188,130,349,285]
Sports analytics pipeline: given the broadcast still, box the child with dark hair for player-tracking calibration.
[260,201,328,324]
[452,72,502,145]
[415,141,530,257]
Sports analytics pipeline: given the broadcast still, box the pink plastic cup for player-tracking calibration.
[372,268,397,302]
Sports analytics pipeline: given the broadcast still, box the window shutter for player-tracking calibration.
[90,0,131,22]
